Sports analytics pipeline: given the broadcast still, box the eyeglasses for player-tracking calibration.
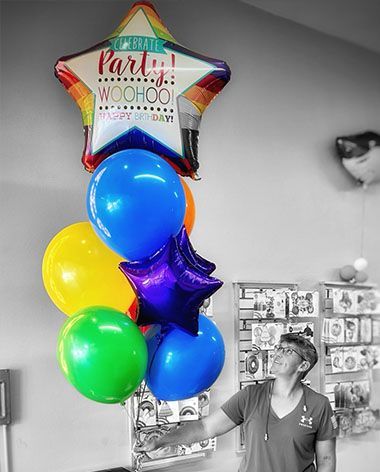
[274,344,307,362]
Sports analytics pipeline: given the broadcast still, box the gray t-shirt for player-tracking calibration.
[222,381,337,472]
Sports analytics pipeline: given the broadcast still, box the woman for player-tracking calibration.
[136,333,337,471]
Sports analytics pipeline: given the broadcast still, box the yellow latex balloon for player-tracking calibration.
[42,222,136,316]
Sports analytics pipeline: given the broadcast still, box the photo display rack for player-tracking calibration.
[233,281,321,452]
[127,383,216,470]
[127,300,217,469]
[319,281,380,438]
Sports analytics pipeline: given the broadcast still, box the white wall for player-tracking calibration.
[1,1,380,471]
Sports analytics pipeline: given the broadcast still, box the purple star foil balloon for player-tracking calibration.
[119,237,223,335]
[175,226,216,275]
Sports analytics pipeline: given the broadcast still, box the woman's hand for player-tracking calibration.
[134,438,160,453]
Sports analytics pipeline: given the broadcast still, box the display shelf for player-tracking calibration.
[319,281,380,437]
[139,452,208,470]
[127,385,216,470]
[323,313,380,318]
[126,302,218,469]
[233,280,298,287]
[320,281,378,288]
[325,342,372,347]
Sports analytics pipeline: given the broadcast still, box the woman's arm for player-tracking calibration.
[315,438,336,472]
[135,408,237,453]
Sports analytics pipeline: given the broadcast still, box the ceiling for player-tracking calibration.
[242,0,380,55]
[7,0,380,55]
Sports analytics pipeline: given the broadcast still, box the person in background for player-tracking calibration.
[135,333,337,472]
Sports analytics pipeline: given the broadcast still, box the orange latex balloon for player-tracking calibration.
[181,178,196,235]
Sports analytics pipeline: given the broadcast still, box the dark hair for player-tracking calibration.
[280,333,318,378]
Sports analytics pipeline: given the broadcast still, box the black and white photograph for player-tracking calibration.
[1,1,380,472]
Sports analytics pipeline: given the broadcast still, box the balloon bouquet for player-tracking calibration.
[43,0,230,427]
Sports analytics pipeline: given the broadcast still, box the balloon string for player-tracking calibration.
[122,391,145,472]
[133,382,148,472]
[121,400,132,421]
[129,329,167,472]
[150,329,166,370]
[120,400,144,470]
[360,185,367,257]
[135,381,147,430]
[132,329,165,431]
[135,330,166,426]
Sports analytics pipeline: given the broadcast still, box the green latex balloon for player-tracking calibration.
[57,306,148,404]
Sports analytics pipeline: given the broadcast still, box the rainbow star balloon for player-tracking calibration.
[55,1,231,177]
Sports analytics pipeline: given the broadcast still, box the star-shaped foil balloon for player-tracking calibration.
[55,1,231,178]
[119,236,223,335]
[175,226,216,275]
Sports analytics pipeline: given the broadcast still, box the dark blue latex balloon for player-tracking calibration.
[145,315,225,401]
[119,237,223,335]
[87,150,186,261]
[175,226,216,275]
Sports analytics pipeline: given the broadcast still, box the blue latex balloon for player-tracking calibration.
[145,315,225,401]
[87,150,186,261]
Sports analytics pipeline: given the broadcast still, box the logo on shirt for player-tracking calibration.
[299,415,313,429]
[331,415,338,430]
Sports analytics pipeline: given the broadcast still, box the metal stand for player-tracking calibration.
[2,426,10,472]
[0,369,11,472]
